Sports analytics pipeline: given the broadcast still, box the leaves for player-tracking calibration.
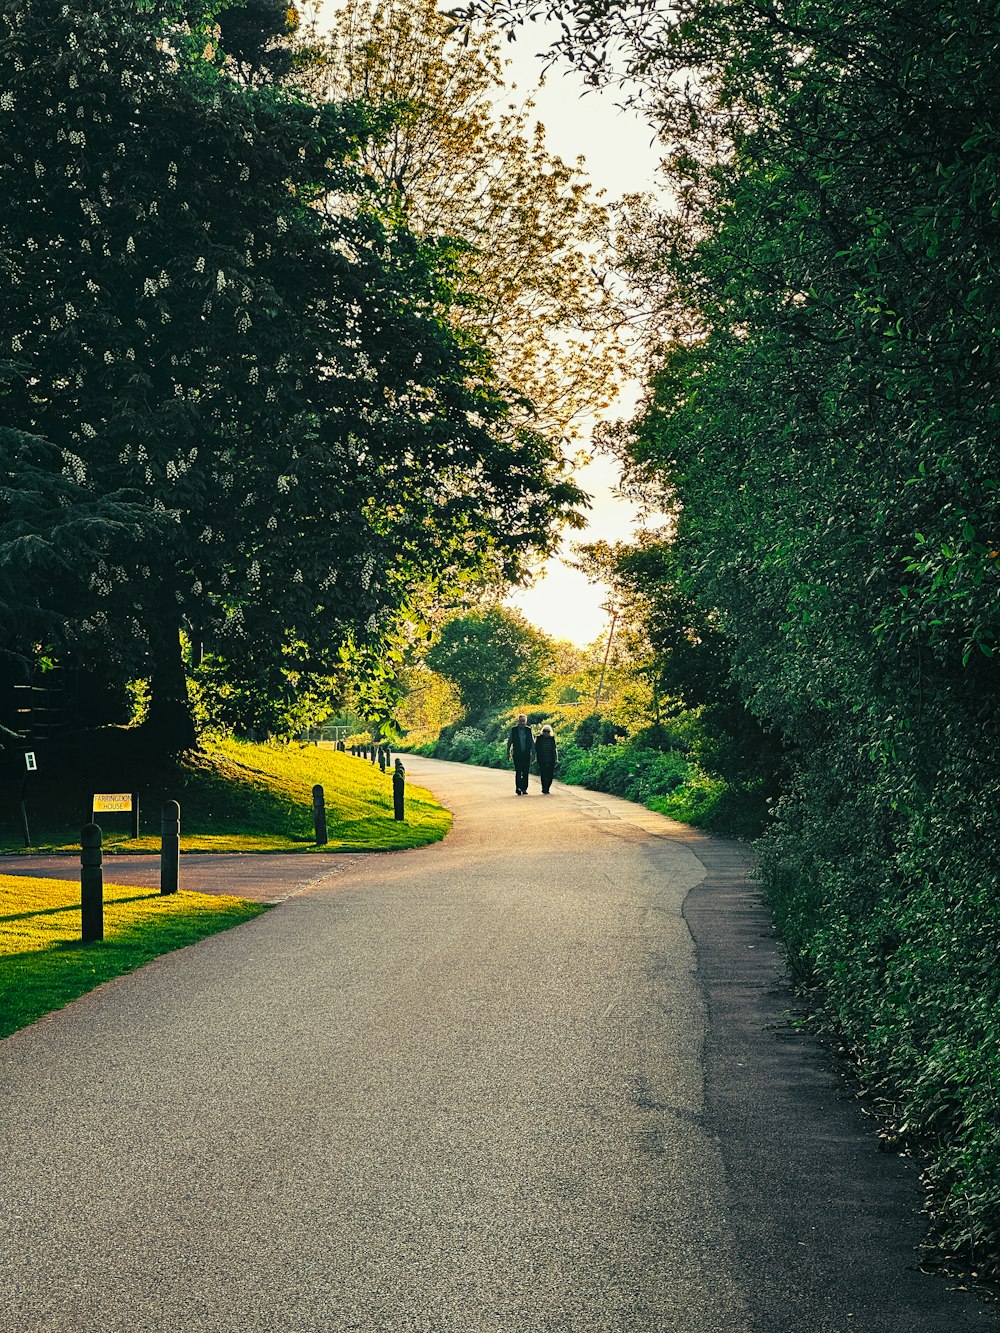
[1,0,585,737]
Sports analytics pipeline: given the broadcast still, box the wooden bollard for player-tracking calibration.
[81,823,104,942]
[393,759,405,822]
[378,747,387,773]
[161,800,180,895]
[313,783,328,845]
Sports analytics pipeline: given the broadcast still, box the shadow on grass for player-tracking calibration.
[0,891,160,924]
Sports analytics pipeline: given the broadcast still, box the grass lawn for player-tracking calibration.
[0,872,268,1040]
[0,737,452,855]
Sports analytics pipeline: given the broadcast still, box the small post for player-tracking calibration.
[130,792,140,840]
[161,800,180,895]
[393,759,405,822]
[81,823,104,942]
[378,747,387,773]
[18,777,30,848]
[371,744,377,765]
[313,783,328,845]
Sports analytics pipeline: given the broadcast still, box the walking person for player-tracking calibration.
[506,713,535,795]
[535,724,557,794]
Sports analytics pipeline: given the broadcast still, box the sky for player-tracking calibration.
[491,35,663,645]
[313,2,665,646]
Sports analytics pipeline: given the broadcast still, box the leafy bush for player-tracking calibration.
[446,726,486,762]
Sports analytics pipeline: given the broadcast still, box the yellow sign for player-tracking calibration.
[93,793,132,813]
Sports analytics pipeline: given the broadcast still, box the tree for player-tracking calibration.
[216,0,298,84]
[1,0,584,749]
[426,606,555,720]
[394,664,463,738]
[304,0,627,442]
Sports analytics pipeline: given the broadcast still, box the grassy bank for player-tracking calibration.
[0,736,451,854]
[0,872,268,1039]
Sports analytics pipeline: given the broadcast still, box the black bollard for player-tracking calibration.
[313,783,328,846]
[393,759,405,822]
[81,823,104,942]
[161,800,180,895]
[378,747,387,773]
[371,744,377,765]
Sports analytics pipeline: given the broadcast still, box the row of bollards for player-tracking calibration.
[79,801,181,944]
[345,741,405,822]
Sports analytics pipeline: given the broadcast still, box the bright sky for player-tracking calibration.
[494,36,662,646]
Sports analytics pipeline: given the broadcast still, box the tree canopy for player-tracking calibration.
[1,0,584,746]
[426,605,555,721]
[306,0,628,442]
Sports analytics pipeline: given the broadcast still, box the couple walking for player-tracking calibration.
[505,714,557,796]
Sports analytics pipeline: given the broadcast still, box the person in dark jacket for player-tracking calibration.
[535,724,557,794]
[506,713,535,795]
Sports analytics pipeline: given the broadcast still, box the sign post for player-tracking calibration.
[19,752,36,848]
[92,792,138,840]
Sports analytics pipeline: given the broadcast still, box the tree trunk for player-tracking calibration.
[143,615,197,753]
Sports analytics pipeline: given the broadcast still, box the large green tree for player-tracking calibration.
[0,0,583,748]
[426,605,555,720]
[475,0,1000,1267]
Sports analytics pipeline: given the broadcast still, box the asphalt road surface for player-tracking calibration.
[1,756,995,1332]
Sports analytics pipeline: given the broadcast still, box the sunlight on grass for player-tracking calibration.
[175,739,453,852]
[0,739,452,855]
[0,872,268,1040]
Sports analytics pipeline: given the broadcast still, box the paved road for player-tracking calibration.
[0,757,995,1332]
[0,847,367,902]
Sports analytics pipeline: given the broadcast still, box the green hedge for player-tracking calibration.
[760,741,1000,1273]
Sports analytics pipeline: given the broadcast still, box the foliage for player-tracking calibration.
[392,664,463,747]
[572,712,625,751]
[0,873,267,1039]
[0,0,584,749]
[425,605,555,722]
[477,0,1000,1271]
[306,0,627,442]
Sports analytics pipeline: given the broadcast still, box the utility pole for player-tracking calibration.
[594,607,618,709]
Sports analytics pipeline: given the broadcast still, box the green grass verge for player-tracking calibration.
[0,737,452,854]
[0,872,268,1040]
